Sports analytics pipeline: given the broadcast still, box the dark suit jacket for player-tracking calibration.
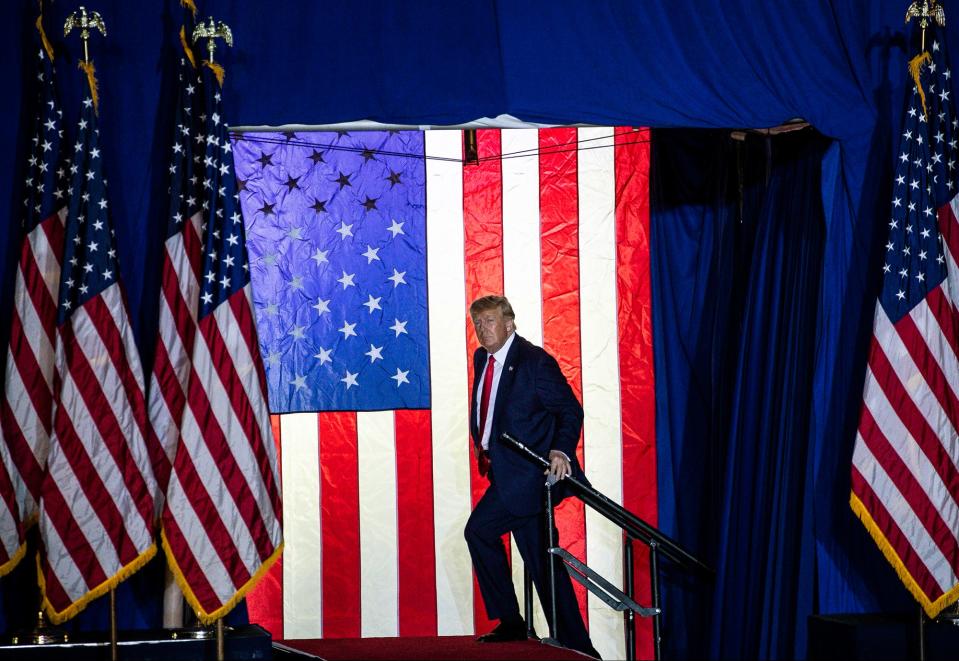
[470,334,585,516]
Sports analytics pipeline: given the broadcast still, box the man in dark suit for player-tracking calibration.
[465,295,599,659]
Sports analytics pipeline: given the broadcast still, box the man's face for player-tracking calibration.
[472,307,514,354]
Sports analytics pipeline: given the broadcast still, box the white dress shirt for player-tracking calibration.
[476,332,516,451]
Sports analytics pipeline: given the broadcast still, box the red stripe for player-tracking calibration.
[180,214,205,284]
[181,338,274,570]
[0,318,48,501]
[246,415,285,639]
[162,505,221,610]
[868,337,959,496]
[40,458,110,597]
[462,128,505,634]
[6,305,54,437]
[194,305,276,550]
[40,559,72,614]
[926,287,959,366]
[938,204,959,280]
[39,521,85,614]
[165,449,247,613]
[320,412,360,638]
[79,296,154,525]
[0,460,22,558]
[39,209,66,267]
[148,242,204,491]
[539,127,589,623]
[615,126,656,660]
[0,399,44,508]
[160,246,200,355]
[894,306,959,445]
[395,409,437,636]
[851,466,944,600]
[858,406,959,572]
[147,339,180,488]
[18,250,58,348]
[22,214,64,344]
[56,328,150,567]
[228,292,282,518]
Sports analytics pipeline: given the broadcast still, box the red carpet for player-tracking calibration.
[275,635,595,660]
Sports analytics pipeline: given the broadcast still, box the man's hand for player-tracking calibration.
[546,450,572,483]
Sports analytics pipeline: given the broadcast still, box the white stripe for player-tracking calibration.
[502,128,544,345]
[209,297,281,528]
[873,307,959,465]
[578,127,625,661]
[861,364,959,559]
[501,130,548,633]
[358,411,399,637]
[165,470,237,605]
[26,215,63,302]
[38,495,88,602]
[0,497,19,558]
[178,332,268,579]
[280,413,323,639]
[853,429,958,591]
[44,383,123,599]
[3,345,47,519]
[60,303,154,544]
[910,296,959,414]
[12,267,56,391]
[425,129,474,635]
[946,200,959,311]
[148,291,191,466]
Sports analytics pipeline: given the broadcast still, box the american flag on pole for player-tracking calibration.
[0,26,67,576]
[160,64,283,623]
[146,20,203,505]
[233,127,656,660]
[851,36,959,618]
[38,92,158,623]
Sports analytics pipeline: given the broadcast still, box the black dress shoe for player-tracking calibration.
[476,621,528,643]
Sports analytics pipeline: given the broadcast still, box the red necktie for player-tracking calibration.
[477,355,495,476]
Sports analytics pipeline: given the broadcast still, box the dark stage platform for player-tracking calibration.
[0,624,272,660]
[274,636,595,661]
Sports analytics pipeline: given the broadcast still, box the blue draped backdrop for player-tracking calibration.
[0,0,954,656]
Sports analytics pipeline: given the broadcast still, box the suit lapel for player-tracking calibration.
[469,349,486,445]
[490,335,522,440]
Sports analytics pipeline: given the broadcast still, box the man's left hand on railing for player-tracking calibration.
[546,449,572,483]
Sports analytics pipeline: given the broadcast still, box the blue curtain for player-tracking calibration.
[651,128,912,660]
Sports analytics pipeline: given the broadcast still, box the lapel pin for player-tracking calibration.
[509,366,514,372]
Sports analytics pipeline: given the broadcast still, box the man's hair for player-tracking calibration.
[469,295,515,322]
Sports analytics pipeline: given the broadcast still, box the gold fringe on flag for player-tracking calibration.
[180,26,196,68]
[180,0,198,67]
[909,51,932,119]
[203,60,225,87]
[36,14,54,60]
[79,60,99,113]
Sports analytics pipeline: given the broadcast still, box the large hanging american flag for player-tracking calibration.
[160,64,283,623]
[234,127,656,660]
[851,37,959,618]
[38,92,158,623]
[0,26,67,576]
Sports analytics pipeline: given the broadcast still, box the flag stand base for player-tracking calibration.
[11,611,68,645]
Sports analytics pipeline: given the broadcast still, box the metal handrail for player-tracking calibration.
[502,432,713,661]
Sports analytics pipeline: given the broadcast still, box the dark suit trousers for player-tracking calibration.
[464,482,593,653]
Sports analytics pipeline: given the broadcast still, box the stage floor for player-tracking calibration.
[274,635,594,660]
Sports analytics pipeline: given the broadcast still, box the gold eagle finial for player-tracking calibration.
[192,17,233,65]
[64,6,107,64]
[905,0,946,54]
